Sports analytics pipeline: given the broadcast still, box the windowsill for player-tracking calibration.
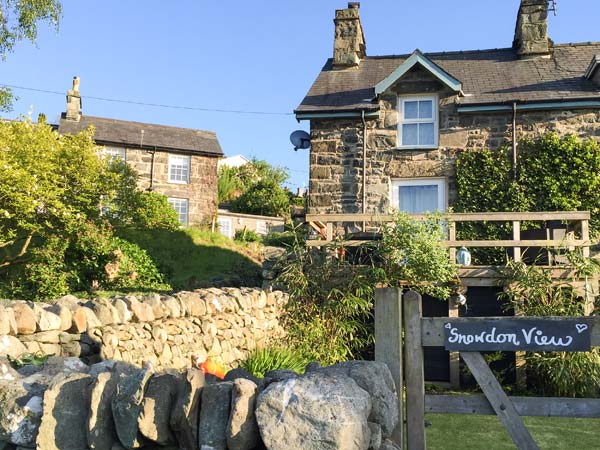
[397,145,439,150]
[167,180,190,185]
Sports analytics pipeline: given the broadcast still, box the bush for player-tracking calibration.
[263,231,299,248]
[240,347,308,378]
[234,229,262,243]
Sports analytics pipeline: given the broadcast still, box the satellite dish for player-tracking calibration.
[290,130,311,151]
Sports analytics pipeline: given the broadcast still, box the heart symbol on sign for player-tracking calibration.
[576,324,588,334]
[444,323,452,329]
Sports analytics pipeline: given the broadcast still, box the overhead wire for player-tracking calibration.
[0,83,295,116]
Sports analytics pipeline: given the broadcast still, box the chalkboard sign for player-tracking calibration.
[444,319,592,352]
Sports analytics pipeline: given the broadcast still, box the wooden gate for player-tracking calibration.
[374,288,600,450]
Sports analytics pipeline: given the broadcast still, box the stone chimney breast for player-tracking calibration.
[513,0,551,57]
[66,76,82,122]
[333,2,366,69]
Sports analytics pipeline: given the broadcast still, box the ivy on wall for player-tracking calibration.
[455,133,600,264]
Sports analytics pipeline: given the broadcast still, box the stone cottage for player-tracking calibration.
[296,1,600,216]
[58,77,223,226]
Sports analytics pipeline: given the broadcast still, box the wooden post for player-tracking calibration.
[461,352,540,450]
[581,218,590,258]
[375,288,403,448]
[448,221,457,264]
[404,290,426,450]
[325,222,333,241]
[512,220,521,262]
[448,301,460,389]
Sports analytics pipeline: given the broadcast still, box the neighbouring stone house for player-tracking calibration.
[296,1,600,216]
[58,77,223,226]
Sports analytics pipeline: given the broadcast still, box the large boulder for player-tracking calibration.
[138,371,181,445]
[317,361,398,438]
[33,304,62,332]
[227,378,260,450]
[255,372,372,450]
[198,382,233,450]
[170,369,205,450]
[0,336,26,359]
[0,380,43,446]
[111,366,153,449]
[88,363,137,450]
[37,372,94,450]
[84,300,120,326]
[12,303,36,335]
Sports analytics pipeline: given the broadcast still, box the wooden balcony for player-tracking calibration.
[305,211,593,287]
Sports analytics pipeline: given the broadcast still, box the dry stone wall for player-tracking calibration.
[0,288,288,370]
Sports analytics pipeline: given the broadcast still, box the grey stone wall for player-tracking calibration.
[125,148,218,225]
[308,92,600,214]
[0,288,287,370]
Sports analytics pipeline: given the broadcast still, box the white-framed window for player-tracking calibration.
[391,178,446,213]
[256,221,268,235]
[398,95,438,148]
[217,217,233,238]
[168,197,189,225]
[103,146,126,163]
[168,154,190,184]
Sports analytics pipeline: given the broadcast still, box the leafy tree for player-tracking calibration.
[0,0,62,110]
[218,158,289,203]
[231,179,290,217]
[0,119,171,298]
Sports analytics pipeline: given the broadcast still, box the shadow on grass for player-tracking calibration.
[117,228,262,291]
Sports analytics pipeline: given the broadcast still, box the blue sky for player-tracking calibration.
[1,0,597,190]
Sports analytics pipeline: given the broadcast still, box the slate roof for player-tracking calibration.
[58,114,223,157]
[296,42,600,114]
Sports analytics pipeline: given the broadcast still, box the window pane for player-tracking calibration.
[168,198,188,225]
[168,155,190,183]
[404,101,419,119]
[402,124,418,145]
[399,185,439,213]
[419,123,435,146]
[419,100,433,119]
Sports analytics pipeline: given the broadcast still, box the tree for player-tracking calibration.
[231,179,290,217]
[0,0,62,111]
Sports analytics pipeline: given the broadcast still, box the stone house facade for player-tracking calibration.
[58,78,223,226]
[296,1,600,216]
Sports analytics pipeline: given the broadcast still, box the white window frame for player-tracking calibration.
[168,154,191,184]
[391,178,446,213]
[102,146,126,163]
[168,197,189,226]
[217,217,233,238]
[397,95,439,149]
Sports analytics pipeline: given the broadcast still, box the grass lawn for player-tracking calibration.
[426,413,600,449]
[118,227,263,290]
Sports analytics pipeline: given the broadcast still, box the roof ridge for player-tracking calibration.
[76,114,218,136]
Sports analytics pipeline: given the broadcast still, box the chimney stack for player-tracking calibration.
[66,76,81,121]
[333,2,366,69]
[513,0,551,58]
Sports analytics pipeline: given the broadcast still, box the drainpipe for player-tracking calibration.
[148,147,156,191]
[512,102,518,180]
[361,110,367,231]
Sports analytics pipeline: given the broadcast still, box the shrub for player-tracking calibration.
[234,229,262,243]
[240,347,308,378]
[263,231,300,248]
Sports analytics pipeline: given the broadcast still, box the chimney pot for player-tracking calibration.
[348,2,360,9]
[66,76,82,122]
[513,0,551,57]
[333,3,366,69]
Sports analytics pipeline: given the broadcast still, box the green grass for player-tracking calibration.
[117,227,262,290]
[426,414,600,449]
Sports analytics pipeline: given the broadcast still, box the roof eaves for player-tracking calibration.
[584,55,600,79]
[374,49,463,95]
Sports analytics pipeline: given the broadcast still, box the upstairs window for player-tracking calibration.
[168,154,190,184]
[398,96,438,148]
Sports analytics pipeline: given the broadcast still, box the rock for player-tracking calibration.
[0,336,26,359]
[41,356,89,377]
[124,298,155,323]
[45,304,72,331]
[227,378,260,450]
[56,295,81,311]
[69,307,87,333]
[198,381,233,450]
[89,360,117,378]
[112,299,132,323]
[88,363,137,450]
[317,361,398,438]
[37,373,94,450]
[4,308,18,336]
[138,371,180,445]
[81,307,102,331]
[255,372,372,450]
[0,307,14,335]
[85,300,120,326]
[19,330,60,344]
[161,296,181,318]
[223,367,261,385]
[170,369,205,450]
[12,303,36,335]
[305,362,322,372]
[379,439,401,450]
[141,294,165,319]
[111,366,153,449]
[263,369,299,384]
[0,380,43,447]
[0,357,20,381]
[33,305,62,332]
[368,422,382,450]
